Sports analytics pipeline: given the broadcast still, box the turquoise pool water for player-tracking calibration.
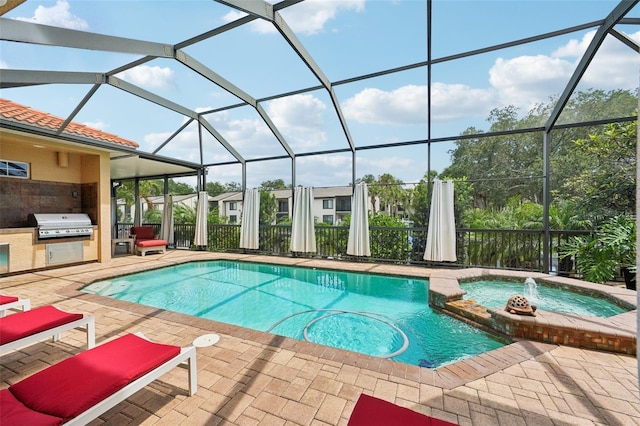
[82,260,506,368]
[461,279,628,317]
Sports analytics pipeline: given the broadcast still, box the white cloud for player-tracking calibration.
[14,0,88,30]
[280,0,365,35]
[267,94,328,150]
[81,120,108,131]
[294,154,353,186]
[431,83,498,121]
[206,164,243,185]
[489,30,640,110]
[342,86,425,125]
[269,94,326,128]
[144,124,210,164]
[342,84,496,125]
[115,65,175,90]
[489,55,574,109]
[552,31,593,58]
[222,0,365,36]
[0,60,8,68]
[221,10,248,25]
[204,111,276,155]
[555,30,640,90]
[344,30,640,128]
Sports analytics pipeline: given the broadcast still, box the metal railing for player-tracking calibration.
[115,223,590,274]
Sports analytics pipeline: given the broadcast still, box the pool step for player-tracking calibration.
[445,299,492,325]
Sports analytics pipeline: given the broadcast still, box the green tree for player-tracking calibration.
[356,173,411,216]
[260,179,290,190]
[560,120,636,221]
[144,208,162,224]
[206,181,227,197]
[208,207,224,224]
[443,89,637,219]
[259,190,277,225]
[206,181,242,197]
[368,213,410,261]
[173,205,223,224]
[409,171,436,228]
[410,173,472,229]
[138,179,163,210]
[168,179,194,195]
[443,106,543,209]
[376,173,406,217]
[174,204,197,224]
[225,182,242,192]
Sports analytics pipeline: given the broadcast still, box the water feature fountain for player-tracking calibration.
[523,277,540,300]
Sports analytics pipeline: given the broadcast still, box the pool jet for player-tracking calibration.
[523,277,541,300]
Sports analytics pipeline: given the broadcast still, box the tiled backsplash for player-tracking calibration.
[0,179,97,228]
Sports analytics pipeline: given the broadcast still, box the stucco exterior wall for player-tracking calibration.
[0,131,112,273]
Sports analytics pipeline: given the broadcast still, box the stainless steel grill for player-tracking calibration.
[28,213,93,239]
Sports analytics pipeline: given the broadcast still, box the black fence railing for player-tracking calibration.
[115,223,590,274]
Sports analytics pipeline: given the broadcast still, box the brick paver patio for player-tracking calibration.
[1,251,637,425]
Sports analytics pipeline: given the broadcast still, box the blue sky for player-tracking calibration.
[1,0,639,189]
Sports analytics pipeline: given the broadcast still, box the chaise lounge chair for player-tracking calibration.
[0,295,30,317]
[130,226,167,256]
[0,333,197,425]
[348,394,458,426]
[0,305,95,355]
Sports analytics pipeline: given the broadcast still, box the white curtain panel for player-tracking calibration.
[133,197,142,227]
[194,191,208,247]
[424,179,457,262]
[160,194,174,244]
[347,182,371,256]
[290,186,317,253]
[239,189,260,249]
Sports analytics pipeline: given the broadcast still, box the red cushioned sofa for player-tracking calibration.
[130,226,167,256]
[0,333,197,425]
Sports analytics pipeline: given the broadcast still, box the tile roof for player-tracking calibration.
[0,98,139,148]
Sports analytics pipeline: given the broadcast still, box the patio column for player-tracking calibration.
[542,131,551,274]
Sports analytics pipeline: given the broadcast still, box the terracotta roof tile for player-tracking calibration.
[0,98,139,148]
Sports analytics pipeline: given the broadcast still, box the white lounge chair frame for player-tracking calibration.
[0,314,95,355]
[64,333,197,425]
[0,298,31,317]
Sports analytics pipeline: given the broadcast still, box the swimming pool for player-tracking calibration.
[461,278,628,317]
[82,260,506,368]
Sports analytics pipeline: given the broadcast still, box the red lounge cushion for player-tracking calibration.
[0,389,63,426]
[130,226,155,239]
[0,306,83,345]
[136,239,167,248]
[0,295,19,305]
[9,333,180,422]
[348,394,458,426]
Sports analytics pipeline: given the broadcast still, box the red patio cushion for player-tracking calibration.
[0,389,63,426]
[9,333,180,422]
[0,295,19,305]
[136,239,167,248]
[348,394,458,426]
[0,306,83,345]
[130,226,155,240]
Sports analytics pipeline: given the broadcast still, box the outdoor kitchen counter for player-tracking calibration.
[0,226,98,274]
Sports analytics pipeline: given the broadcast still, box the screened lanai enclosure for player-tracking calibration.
[0,0,638,274]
